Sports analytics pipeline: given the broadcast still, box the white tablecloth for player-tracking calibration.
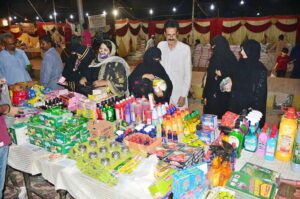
[8,144,155,199]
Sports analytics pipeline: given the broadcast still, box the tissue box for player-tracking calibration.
[9,123,28,145]
[201,114,218,130]
[196,126,217,144]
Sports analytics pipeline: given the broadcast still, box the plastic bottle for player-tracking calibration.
[130,102,136,123]
[265,124,278,161]
[228,129,243,158]
[275,107,298,161]
[291,124,300,172]
[125,103,131,124]
[114,102,120,120]
[134,103,143,124]
[256,123,269,156]
[244,124,258,152]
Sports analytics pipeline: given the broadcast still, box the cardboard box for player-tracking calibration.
[88,120,114,138]
[9,123,28,145]
[39,108,72,127]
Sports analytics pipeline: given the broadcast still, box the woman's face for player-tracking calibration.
[99,43,110,59]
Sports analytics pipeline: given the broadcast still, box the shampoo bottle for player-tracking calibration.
[256,123,269,156]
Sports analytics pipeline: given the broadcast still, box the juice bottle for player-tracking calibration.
[256,123,269,156]
[291,123,300,172]
[275,107,298,161]
[219,159,232,186]
[207,156,222,187]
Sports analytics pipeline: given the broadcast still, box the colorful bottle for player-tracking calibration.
[291,124,300,172]
[256,123,269,156]
[244,125,258,152]
[219,159,232,186]
[114,102,120,120]
[265,124,278,161]
[275,107,298,161]
[125,103,131,124]
[207,156,222,187]
[228,129,243,158]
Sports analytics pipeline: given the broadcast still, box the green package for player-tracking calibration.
[44,140,75,154]
[29,136,44,148]
[225,171,276,199]
[240,162,280,183]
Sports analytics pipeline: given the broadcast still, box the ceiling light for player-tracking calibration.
[149,9,153,15]
[210,4,215,10]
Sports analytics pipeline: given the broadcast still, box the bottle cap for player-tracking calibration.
[285,107,297,119]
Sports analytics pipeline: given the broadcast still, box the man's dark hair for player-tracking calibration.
[282,47,289,54]
[40,35,54,46]
[278,34,284,41]
[164,19,179,31]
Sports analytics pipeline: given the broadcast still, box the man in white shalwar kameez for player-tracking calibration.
[158,19,192,108]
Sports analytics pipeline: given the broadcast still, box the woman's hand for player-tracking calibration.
[215,70,222,77]
[154,88,164,97]
[142,74,155,81]
[93,80,107,88]
[79,77,87,86]
[8,106,21,117]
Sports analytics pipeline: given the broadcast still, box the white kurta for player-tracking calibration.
[158,41,192,108]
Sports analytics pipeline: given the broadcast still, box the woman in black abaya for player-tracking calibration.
[129,47,173,103]
[203,35,237,118]
[229,39,267,127]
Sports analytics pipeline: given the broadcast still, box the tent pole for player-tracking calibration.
[191,0,195,46]
[76,0,84,24]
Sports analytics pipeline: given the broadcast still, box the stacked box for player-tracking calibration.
[27,108,89,154]
[172,165,206,199]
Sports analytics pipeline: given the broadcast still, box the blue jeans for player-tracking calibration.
[0,145,8,199]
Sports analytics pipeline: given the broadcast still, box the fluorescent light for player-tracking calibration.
[36,16,39,20]
[49,15,53,19]
[240,0,245,5]
[102,11,107,16]
[85,12,89,17]
[70,14,74,19]
[112,9,118,16]
[172,7,177,12]
[210,4,215,10]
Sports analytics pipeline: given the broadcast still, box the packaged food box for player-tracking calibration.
[201,114,218,130]
[225,171,276,199]
[27,123,55,139]
[39,108,72,127]
[44,140,75,154]
[149,169,176,199]
[29,136,44,148]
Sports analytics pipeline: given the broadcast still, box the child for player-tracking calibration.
[273,47,293,77]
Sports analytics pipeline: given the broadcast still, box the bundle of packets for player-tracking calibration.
[148,161,176,199]
[27,108,89,154]
[69,136,142,186]
[150,142,205,169]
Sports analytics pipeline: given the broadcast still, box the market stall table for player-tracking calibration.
[8,143,156,199]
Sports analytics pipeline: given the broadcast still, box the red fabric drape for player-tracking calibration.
[210,18,223,42]
[178,24,192,34]
[193,22,210,34]
[275,21,297,32]
[148,21,156,36]
[244,22,272,32]
[141,25,148,34]
[222,22,242,33]
[128,24,140,35]
[116,24,128,37]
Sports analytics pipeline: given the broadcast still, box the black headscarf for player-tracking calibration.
[128,47,173,103]
[62,44,95,83]
[230,39,267,127]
